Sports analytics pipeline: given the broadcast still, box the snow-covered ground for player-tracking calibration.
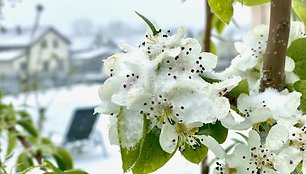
[3,84,245,174]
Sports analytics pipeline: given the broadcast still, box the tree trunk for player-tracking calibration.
[260,0,292,91]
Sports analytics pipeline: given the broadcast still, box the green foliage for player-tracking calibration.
[132,128,175,174]
[118,109,148,172]
[6,131,17,158]
[294,80,306,113]
[228,79,249,98]
[16,151,34,172]
[207,0,234,24]
[135,11,159,36]
[210,41,218,55]
[198,121,228,144]
[293,0,306,25]
[212,15,226,34]
[0,92,83,173]
[236,0,270,6]
[17,119,39,137]
[287,38,306,80]
[44,159,62,173]
[181,143,208,164]
[52,147,74,171]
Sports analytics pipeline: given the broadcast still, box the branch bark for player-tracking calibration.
[9,128,46,171]
[259,0,292,92]
[203,0,213,52]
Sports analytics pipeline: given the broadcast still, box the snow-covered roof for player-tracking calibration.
[72,47,113,60]
[0,49,25,61]
[0,26,69,48]
[69,35,97,52]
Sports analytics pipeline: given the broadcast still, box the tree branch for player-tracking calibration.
[203,0,213,52]
[260,0,292,92]
[10,128,46,171]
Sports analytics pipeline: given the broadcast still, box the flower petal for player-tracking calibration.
[274,146,302,174]
[247,130,261,149]
[265,124,289,152]
[159,122,179,153]
[195,135,225,159]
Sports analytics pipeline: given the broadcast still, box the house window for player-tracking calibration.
[57,59,64,70]
[20,62,28,71]
[53,39,59,49]
[43,61,49,72]
[41,40,47,49]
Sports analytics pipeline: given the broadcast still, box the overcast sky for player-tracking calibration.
[0,0,252,34]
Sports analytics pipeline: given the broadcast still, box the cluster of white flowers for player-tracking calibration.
[95,27,240,154]
[212,22,306,174]
[96,21,306,174]
[220,22,305,93]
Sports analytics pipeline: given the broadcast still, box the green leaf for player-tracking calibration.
[207,0,234,24]
[293,0,306,25]
[287,38,306,80]
[16,151,34,172]
[181,143,208,164]
[63,169,89,174]
[16,119,39,137]
[294,80,306,113]
[198,121,228,143]
[212,15,226,34]
[6,131,17,158]
[43,159,62,173]
[16,166,37,174]
[52,147,73,171]
[228,79,249,98]
[210,41,218,55]
[132,128,175,174]
[117,108,148,172]
[236,0,270,6]
[200,76,222,84]
[135,11,159,36]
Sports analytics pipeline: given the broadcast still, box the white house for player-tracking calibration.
[0,26,70,93]
[0,26,70,77]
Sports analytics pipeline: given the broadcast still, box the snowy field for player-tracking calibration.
[3,84,244,174]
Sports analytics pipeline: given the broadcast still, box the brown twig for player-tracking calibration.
[259,0,292,92]
[10,128,46,171]
[203,0,213,52]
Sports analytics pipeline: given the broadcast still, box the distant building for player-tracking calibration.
[69,33,118,83]
[0,24,147,94]
[0,26,70,93]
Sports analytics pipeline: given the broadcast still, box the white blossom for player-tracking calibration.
[214,130,281,174]
[221,88,302,130]
[268,123,306,173]
[95,25,241,165]
[220,22,305,90]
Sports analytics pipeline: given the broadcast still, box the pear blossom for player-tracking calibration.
[221,88,302,130]
[127,78,238,151]
[214,130,281,174]
[220,22,305,89]
[95,26,241,163]
[139,27,218,81]
[159,121,225,157]
[268,123,306,173]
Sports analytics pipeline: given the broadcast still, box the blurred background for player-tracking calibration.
[0,0,269,173]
